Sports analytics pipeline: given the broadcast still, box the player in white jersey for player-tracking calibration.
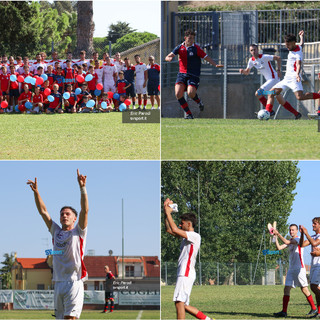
[114,52,124,74]
[266,30,320,118]
[164,198,212,320]
[300,217,320,318]
[27,169,89,320]
[134,54,148,109]
[273,224,316,318]
[102,56,117,93]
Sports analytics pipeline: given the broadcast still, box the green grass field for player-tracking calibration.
[0,309,159,319]
[162,285,313,319]
[0,112,160,160]
[161,119,320,160]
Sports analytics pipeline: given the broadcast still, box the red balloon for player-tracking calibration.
[18,104,26,112]
[107,91,113,99]
[76,75,85,83]
[17,75,24,83]
[34,75,39,78]
[1,101,8,108]
[11,81,18,89]
[96,83,103,90]
[124,99,131,106]
[44,88,51,96]
[36,77,44,85]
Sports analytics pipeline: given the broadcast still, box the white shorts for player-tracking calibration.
[310,266,320,286]
[272,77,303,93]
[32,106,40,113]
[136,82,147,95]
[173,276,195,306]
[54,280,84,319]
[103,81,115,93]
[285,268,308,288]
[260,78,280,91]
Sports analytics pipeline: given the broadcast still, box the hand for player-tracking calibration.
[165,56,173,62]
[216,64,224,68]
[277,70,282,79]
[273,229,279,236]
[299,30,304,37]
[311,247,320,257]
[300,225,306,234]
[27,178,38,193]
[239,69,244,74]
[296,74,301,82]
[164,198,173,215]
[77,169,87,188]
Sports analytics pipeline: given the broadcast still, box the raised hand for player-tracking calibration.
[77,169,87,188]
[27,178,38,192]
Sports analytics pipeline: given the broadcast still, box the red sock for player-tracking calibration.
[178,97,192,115]
[283,101,298,116]
[138,99,142,105]
[196,311,207,320]
[307,295,316,310]
[317,305,320,313]
[283,295,290,313]
[259,96,267,107]
[266,103,273,112]
[143,99,147,107]
[313,93,320,99]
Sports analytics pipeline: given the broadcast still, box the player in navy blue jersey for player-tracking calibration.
[165,29,223,119]
[123,58,136,108]
[147,56,160,109]
[103,265,116,313]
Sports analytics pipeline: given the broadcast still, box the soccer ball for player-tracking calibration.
[257,109,270,120]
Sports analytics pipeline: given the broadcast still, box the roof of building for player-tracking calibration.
[142,256,160,278]
[84,256,118,278]
[16,258,50,269]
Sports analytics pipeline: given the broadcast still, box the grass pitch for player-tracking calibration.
[0,309,159,319]
[162,285,313,319]
[0,111,160,160]
[161,119,320,160]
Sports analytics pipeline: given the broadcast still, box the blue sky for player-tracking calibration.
[93,1,160,37]
[0,161,160,267]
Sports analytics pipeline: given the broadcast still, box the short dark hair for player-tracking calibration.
[313,217,320,224]
[134,54,140,58]
[180,213,197,228]
[250,43,258,49]
[60,206,78,217]
[285,34,296,43]
[185,29,196,37]
[289,224,298,229]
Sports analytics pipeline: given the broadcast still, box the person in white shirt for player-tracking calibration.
[102,56,117,93]
[300,218,320,318]
[164,198,212,320]
[273,224,316,318]
[27,169,89,320]
[134,54,148,109]
[266,30,320,118]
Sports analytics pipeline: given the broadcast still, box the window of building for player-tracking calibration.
[125,265,134,277]
[37,284,45,290]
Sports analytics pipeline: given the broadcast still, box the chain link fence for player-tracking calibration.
[162,261,290,286]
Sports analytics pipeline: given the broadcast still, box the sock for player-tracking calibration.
[258,96,267,107]
[266,103,273,113]
[138,99,142,107]
[143,99,147,107]
[132,101,135,106]
[104,300,108,311]
[282,101,298,116]
[193,94,200,104]
[307,295,316,310]
[110,298,114,312]
[178,97,192,115]
[283,295,290,313]
[196,311,207,320]
[317,305,320,313]
[313,93,320,99]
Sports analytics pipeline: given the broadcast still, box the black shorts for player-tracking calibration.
[147,81,160,95]
[105,292,114,300]
[9,89,20,97]
[175,73,200,90]
[126,83,136,97]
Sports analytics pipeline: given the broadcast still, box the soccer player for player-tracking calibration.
[48,51,62,67]
[103,265,115,313]
[123,58,136,108]
[164,198,212,320]
[102,56,117,94]
[300,218,320,318]
[27,169,88,320]
[32,53,47,73]
[114,52,124,75]
[47,84,63,114]
[273,224,316,317]
[147,56,160,109]
[266,30,320,118]
[31,86,44,114]
[134,54,148,110]
[165,29,223,119]
[75,51,90,68]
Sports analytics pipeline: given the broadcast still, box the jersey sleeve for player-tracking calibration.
[246,58,253,70]
[77,223,87,238]
[50,221,60,236]
[186,231,200,244]
[172,45,181,56]
[196,45,207,59]
[296,50,303,61]
[263,54,274,62]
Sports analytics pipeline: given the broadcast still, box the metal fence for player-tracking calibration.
[162,261,288,286]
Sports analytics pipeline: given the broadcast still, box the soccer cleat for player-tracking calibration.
[270,110,275,117]
[295,112,302,120]
[273,311,287,318]
[185,114,194,119]
[307,308,317,316]
[199,102,204,112]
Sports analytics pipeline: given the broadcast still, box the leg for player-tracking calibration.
[275,94,300,117]
[187,85,197,100]
[175,301,186,320]
[255,89,267,107]
[185,305,210,319]
[294,90,320,101]
[175,83,193,118]
[64,316,76,319]
[150,95,155,108]
[155,95,160,108]
[143,93,148,109]
[266,88,282,112]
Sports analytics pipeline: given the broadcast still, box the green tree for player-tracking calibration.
[112,32,158,54]
[107,21,136,44]
[0,253,15,289]
[161,161,300,265]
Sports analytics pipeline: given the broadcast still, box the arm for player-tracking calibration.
[204,56,223,68]
[273,228,295,245]
[77,169,88,230]
[239,68,251,76]
[300,225,320,247]
[164,198,187,239]
[275,236,288,251]
[296,60,302,82]
[27,178,52,230]
[273,55,282,79]
[143,70,148,88]
[298,30,304,48]
[165,53,175,62]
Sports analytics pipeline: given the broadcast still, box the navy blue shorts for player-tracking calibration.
[9,89,20,97]
[147,81,159,95]
[126,83,136,97]
[175,73,200,89]
[2,91,8,96]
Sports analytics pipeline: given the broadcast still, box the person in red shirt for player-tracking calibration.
[0,66,10,106]
[54,67,65,94]
[64,84,78,113]
[32,86,43,113]
[8,65,19,112]
[86,66,98,97]
[64,60,75,91]
[47,84,63,114]
[45,65,55,90]
[97,92,113,112]
[18,84,32,112]
[21,65,33,91]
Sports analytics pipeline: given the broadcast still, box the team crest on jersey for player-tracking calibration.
[189,52,194,56]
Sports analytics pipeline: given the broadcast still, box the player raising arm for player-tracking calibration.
[273,225,316,317]
[165,29,223,119]
[164,198,212,320]
[27,169,88,320]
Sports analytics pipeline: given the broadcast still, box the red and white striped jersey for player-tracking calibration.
[288,237,305,270]
[247,54,278,81]
[284,45,303,80]
[135,63,147,82]
[177,231,201,278]
[50,221,88,282]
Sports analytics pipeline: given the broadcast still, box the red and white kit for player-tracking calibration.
[102,64,117,93]
[135,62,147,94]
